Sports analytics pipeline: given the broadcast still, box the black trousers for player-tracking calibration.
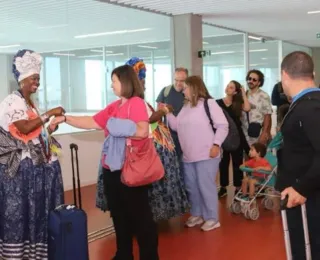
[219,146,244,188]
[103,168,159,260]
[286,193,320,259]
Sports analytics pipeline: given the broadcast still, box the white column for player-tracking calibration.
[171,14,203,77]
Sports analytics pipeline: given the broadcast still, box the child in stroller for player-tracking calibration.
[229,136,280,220]
[241,143,272,200]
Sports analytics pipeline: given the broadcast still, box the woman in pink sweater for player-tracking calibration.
[167,76,229,232]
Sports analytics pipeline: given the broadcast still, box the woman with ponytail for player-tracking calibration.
[216,80,251,198]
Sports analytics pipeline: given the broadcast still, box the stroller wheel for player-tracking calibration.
[263,198,274,210]
[244,208,250,219]
[228,204,234,213]
[249,207,260,220]
[231,202,241,214]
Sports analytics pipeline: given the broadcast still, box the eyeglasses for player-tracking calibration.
[247,77,258,82]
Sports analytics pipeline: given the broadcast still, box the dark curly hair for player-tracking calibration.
[246,69,265,87]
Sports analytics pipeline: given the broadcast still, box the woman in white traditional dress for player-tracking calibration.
[0,49,65,259]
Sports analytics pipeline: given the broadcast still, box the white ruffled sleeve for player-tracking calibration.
[0,94,28,131]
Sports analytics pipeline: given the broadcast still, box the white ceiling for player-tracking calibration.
[0,0,172,53]
[0,0,316,66]
[106,0,320,47]
[0,0,245,54]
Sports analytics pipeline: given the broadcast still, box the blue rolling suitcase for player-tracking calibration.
[48,143,89,260]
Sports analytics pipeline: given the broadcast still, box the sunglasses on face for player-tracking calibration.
[247,77,258,82]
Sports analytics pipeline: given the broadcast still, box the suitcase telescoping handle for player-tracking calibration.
[70,143,82,210]
[280,196,311,260]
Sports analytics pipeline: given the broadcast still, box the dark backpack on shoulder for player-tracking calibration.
[204,99,240,152]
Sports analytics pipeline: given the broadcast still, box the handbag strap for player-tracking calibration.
[126,99,153,147]
[204,98,216,134]
[245,90,250,124]
[246,112,250,124]
[144,101,153,138]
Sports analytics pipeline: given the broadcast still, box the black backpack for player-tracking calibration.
[204,99,240,151]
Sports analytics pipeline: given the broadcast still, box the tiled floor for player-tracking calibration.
[76,185,286,260]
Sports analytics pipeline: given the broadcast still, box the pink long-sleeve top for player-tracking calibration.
[167,98,229,163]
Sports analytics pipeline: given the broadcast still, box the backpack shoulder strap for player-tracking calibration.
[164,85,172,98]
[204,99,216,133]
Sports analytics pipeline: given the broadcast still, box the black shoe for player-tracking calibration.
[218,187,227,198]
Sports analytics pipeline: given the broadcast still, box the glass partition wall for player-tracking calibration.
[37,42,172,134]
[202,24,312,99]
[202,24,245,99]
[248,38,280,95]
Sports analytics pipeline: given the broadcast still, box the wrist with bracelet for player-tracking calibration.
[40,113,49,124]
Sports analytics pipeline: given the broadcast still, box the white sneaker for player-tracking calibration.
[201,220,221,232]
[185,216,204,228]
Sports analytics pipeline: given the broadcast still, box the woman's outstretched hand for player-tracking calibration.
[51,116,66,125]
[48,116,66,134]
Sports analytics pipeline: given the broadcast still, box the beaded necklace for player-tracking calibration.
[17,90,51,161]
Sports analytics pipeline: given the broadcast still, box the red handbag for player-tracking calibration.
[121,100,165,187]
[121,137,165,187]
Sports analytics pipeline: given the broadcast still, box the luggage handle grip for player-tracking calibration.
[70,143,78,150]
[280,195,289,210]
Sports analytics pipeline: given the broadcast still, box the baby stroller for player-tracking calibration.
[229,132,282,220]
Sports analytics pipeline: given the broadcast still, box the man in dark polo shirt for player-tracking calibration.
[277,51,320,259]
[156,67,188,159]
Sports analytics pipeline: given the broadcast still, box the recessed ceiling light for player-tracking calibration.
[90,49,113,53]
[155,56,169,59]
[0,44,21,49]
[249,36,262,41]
[307,10,320,14]
[74,28,152,39]
[250,63,267,66]
[211,51,235,55]
[138,45,158,50]
[105,53,124,57]
[250,49,268,52]
[53,53,76,57]
[137,45,157,49]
